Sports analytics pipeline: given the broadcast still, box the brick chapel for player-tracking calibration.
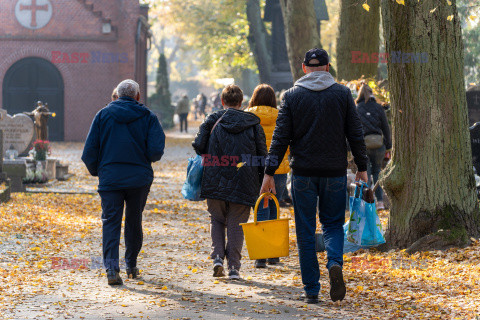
[0,0,150,141]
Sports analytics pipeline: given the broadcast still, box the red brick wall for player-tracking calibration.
[0,0,149,141]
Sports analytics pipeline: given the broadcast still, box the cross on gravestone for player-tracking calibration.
[470,122,480,174]
[19,0,49,28]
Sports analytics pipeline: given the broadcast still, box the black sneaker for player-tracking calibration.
[228,268,240,280]
[267,258,280,265]
[213,255,225,277]
[255,259,267,268]
[107,269,123,286]
[329,265,346,302]
[300,293,319,304]
[126,267,139,279]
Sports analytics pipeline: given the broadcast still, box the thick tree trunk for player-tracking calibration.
[381,0,480,250]
[246,0,272,84]
[336,0,380,81]
[279,0,321,81]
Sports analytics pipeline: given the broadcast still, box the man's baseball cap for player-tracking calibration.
[303,48,329,67]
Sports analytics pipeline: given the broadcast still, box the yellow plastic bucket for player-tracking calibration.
[240,193,290,260]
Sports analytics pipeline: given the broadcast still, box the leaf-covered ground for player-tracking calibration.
[1,130,479,319]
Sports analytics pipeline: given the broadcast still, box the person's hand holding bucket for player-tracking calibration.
[260,174,276,201]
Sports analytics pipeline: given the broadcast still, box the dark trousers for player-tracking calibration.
[291,175,346,296]
[257,174,288,221]
[99,184,151,271]
[179,113,189,132]
[366,146,386,201]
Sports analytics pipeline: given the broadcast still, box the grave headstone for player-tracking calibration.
[470,122,480,174]
[0,130,12,202]
[467,85,480,126]
[0,108,35,155]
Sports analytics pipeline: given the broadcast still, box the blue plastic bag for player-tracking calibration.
[315,224,366,253]
[181,155,204,201]
[346,182,385,247]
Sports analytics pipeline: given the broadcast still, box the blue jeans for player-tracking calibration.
[257,174,288,221]
[366,146,385,201]
[291,175,346,296]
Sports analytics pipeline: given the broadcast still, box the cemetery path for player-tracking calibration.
[1,129,479,320]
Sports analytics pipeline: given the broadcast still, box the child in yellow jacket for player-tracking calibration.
[245,84,290,268]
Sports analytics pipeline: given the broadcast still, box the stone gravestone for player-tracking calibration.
[470,122,480,174]
[0,130,12,202]
[0,108,35,155]
[467,85,480,126]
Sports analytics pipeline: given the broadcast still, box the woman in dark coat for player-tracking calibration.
[355,84,392,209]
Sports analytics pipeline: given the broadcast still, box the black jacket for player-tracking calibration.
[265,71,368,177]
[356,98,392,150]
[192,109,267,207]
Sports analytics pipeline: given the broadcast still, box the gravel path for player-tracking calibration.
[2,130,355,320]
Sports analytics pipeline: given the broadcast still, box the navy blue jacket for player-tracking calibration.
[82,96,165,191]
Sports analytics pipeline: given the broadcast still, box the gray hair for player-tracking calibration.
[116,79,140,98]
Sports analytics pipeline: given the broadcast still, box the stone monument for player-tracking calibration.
[0,108,35,155]
[0,130,12,202]
[25,101,54,141]
[467,85,480,126]
[264,0,329,91]
[470,122,480,175]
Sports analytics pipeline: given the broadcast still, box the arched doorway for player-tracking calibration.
[3,57,64,141]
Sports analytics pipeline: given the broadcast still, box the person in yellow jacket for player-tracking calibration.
[245,84,290,268]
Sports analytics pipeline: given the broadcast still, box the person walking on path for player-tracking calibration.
[355,84,392,209]
[260,48,369,304]
[82,79,165,285]
[193,85,267,280]
[245,84,290,269]
[176,94,190,133]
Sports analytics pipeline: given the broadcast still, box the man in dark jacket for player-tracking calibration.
[82,79,165,285]
[260,49,369,304]
[193,84,267,280]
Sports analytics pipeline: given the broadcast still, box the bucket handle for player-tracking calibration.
[253,193,280,225]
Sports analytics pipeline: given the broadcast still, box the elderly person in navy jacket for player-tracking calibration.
[82,79,165,285]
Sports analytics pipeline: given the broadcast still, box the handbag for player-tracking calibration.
[364,134,383,149]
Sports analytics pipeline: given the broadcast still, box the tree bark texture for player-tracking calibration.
[336,0,380,81]
[381,0,480,249]
[246,0,272,84]
[279,0,321,81]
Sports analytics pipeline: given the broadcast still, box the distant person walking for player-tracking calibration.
[176,94,190,133]
[260,49,368,304]
[355,84,392,209]
[193,85,267,280]
[199,93,207,117]
[82,79,165,285]
[245,84,290,269]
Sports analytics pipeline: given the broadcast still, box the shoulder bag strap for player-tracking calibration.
[210,110,227,134]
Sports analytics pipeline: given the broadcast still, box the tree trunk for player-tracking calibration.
[336,0,380,81]
[246,0,272,84]
[279,0,321,81]
[381,0,480,250]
